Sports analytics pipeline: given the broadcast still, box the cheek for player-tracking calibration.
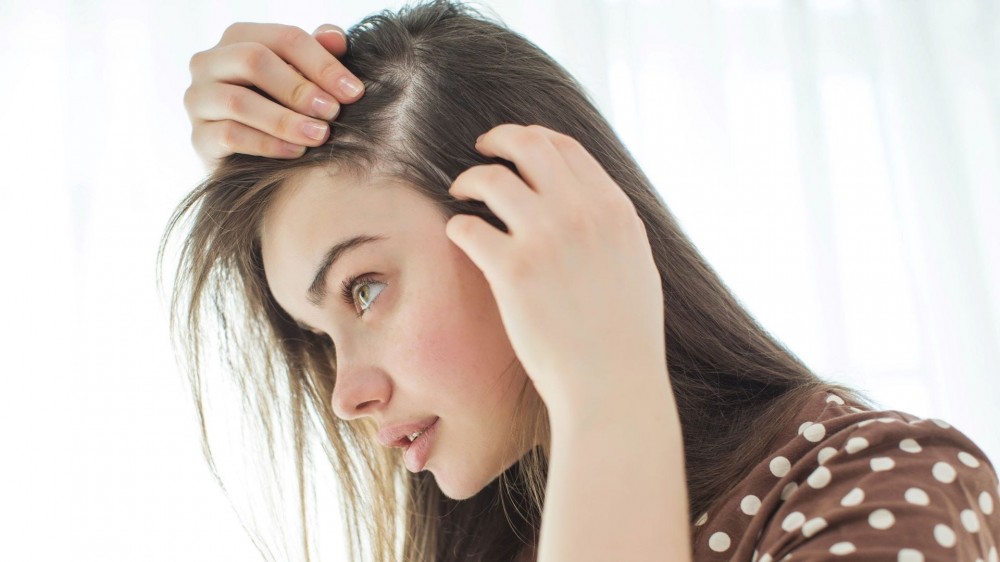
[394,276,515,400]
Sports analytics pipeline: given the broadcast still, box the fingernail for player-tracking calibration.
[312,95,338,120]
[339,76,364,97]
[476,134,484,145]
[303,121,328,141]
[316,26,346,40]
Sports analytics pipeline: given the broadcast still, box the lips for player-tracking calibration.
[376,416,439,449]
[403,417,438,472]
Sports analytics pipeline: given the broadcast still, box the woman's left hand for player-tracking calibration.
[445,124,670,428]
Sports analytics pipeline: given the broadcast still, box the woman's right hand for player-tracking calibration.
[184,22,366,173]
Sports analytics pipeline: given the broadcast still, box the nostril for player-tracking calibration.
[357,399,380,412]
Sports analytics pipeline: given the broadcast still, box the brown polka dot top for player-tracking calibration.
[690,390,1000,561]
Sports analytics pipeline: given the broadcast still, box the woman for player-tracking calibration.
[165,1,1000,561]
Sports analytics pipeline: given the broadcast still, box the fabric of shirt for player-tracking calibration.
[690,390,1000,561]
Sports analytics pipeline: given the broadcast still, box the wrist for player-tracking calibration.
[546,364,678,439]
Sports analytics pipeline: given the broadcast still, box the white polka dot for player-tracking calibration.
[877,416,899,423]
[741,494,761,516]
[770,456,791,477]
[933,462,957,483]
[751,549,758,562]
[904,487,930,506]
[899,438,921,453]
[960,509,980,532]
[826,394,845,405]
[934,523,956,547]
[958,451,980,467]
[694,512,708,526]
[781,482,798,501]
[807,466,832,489]
[841,487,865,507]
[858,419,877,427]
[802,516,828,538]
[759,554,773,562]
[871,457,896,472]
[849,406,863,413]
[869,508,895,529]
[898,549,925,562]
[829,542,856,555]
[708,531,731,552]
[980,491,994,515]
[799,421,813,435]
[846,437,870,454]
[803,422,826,442]
[817,446,837,465]
[931,418,951,429]
[782,511,806,532]
[988,546,998,562]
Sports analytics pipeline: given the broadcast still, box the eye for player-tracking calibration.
[340,274,387,318]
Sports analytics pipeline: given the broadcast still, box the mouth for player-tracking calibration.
[403,418,439,472]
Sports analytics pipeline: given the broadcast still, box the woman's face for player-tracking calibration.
[260,167,534,500]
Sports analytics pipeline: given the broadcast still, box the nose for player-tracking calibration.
[329,345,392,421]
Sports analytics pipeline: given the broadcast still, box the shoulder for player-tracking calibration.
[691,390,1000,562]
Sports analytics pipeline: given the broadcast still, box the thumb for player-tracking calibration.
[313,24,348,57]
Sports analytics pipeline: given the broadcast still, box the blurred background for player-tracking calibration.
[1,0,997,560]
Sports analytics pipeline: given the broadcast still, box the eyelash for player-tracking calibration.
[340,273,384,318]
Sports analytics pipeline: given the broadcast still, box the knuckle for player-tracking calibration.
[276,24,308,50]
[222,21,244,38]
[289,78,313,107]
[277,110,300,138]
[182,85,196,114]
[216,121,238,152]
[188,50,206,76]
[222,88,246,116]
[525,124,549,135]
[481,163,512,185]
[607,193,640,229]
[240,43,270,75]
[220,22,251,46]
[563,209,592,235]
[502,251,533,281]
[549,131,581,152]
[518,127,549,151]
[317,60,342,85]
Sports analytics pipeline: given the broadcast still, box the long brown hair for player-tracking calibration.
[159,1,874,560]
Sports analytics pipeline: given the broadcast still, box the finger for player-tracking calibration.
[187,82,330,146]
[193,119,307,162]
[449,164,538,235]
[218,22,364,102]
[531,128,642,226]
[445,214,511,282]
[474,124,576,198]
[312,24,348,57]
[533,127,613,193]
[195,42,341,121]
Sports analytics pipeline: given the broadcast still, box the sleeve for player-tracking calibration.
[752,415,1000,562]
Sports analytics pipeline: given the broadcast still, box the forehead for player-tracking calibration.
[258,167,444,309]
[260,166,447,242]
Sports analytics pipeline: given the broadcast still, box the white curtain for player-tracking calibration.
[2,0,996,560]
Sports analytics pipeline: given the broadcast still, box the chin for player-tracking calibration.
[432,454,528,501]
[431,458,510,500]
[433,469,488,501]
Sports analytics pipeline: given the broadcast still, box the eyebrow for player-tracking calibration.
[306,234,388,308]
